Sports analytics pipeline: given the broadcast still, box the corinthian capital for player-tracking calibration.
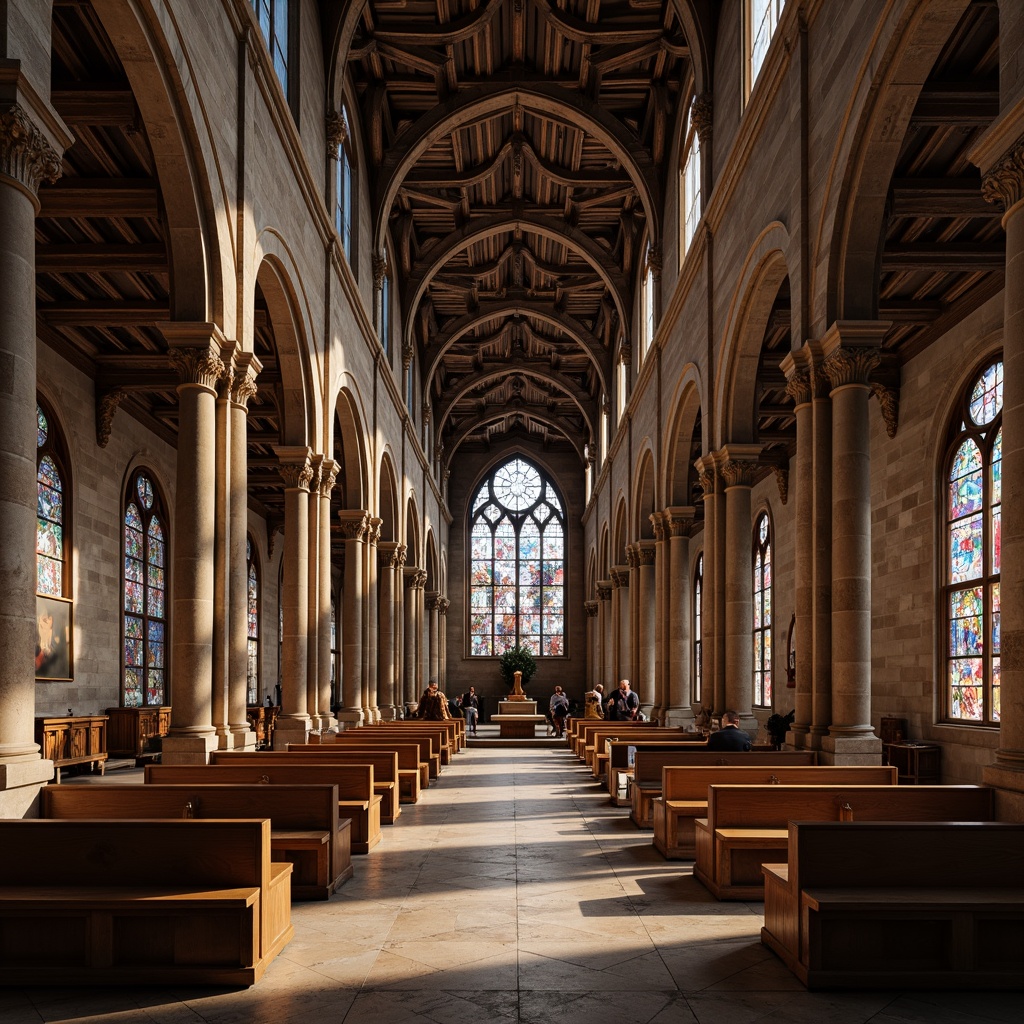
[690,92,713,145]
[373,251,389,289]
[981,138,1024,212]
[275,446,314,491]
[229,351,262,407]
[326,109,347,158]
[823,345,881,390]
[168,344,225,390]
[0,105,62,196]
[337,509,370,541]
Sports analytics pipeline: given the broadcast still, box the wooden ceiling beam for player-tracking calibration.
[890,178,994,218]
[39,179,160,218]
[38,301,170,326]
[881,243,1004,271]
[911,83,998,127]
[51,87,135,126]
[36,244,168,273]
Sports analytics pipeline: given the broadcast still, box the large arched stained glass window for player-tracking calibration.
[247,534,260,706]
[122,470,167,708]
[944,360,1001,725]
[753,512,773,707]
[36,402,67,598]
[469,457,566,657]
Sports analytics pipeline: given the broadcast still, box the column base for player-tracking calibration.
[0,758,56,818]
[222,728,257,751]
[336,710,365,729]
[818,731,882,765]
[982,761,1024,819]
[786,724,812,749]
[271,716,312,749]
[161,732,219,765]
[378,705,398,721]
[317,714,337,733]
[665,708,696,729]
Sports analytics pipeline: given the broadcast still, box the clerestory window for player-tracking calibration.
[747,0,786,98]
[753,511,773,708]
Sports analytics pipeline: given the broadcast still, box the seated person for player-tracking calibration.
[706,709,752,751]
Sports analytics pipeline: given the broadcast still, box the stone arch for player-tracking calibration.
[715,224,792,446]
[378,449,400,543]
[587,548,597,599]
[662,365,704,507]
[612,495,629,567]
[599,525,610,580]
[821,0,975,323]
[425,531,439,591]
[333,383,370,511]
[405,495,421,569]
[633,444,658,540]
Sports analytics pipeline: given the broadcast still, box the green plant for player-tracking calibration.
[498,644,537,688]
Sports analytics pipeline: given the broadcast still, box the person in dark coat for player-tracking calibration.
[706,709,752,751]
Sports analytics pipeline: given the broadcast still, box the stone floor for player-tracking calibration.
[2,735,1020,1023]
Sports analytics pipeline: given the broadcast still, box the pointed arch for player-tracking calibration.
[378,449,400,543]
[405,495,422,569]
[633,445,658,540]
[333,384,370,511]
[612,496,629,567]
[662,366,704,506]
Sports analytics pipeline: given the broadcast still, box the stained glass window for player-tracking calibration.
[247,535,260,706]
[335,105,354,257]
[693,553,703,704]
[469,457,566,657]
[680,100,701,258]
[122,470,167,708]
[640,240,656,359]
[944,361,1001,725]
[753,512,772,707]
[36,402,67,597]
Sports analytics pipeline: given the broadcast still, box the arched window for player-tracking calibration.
[640,240,656,359]
[747,0,786,97]
[469,457,566,657]
[36,401,68,598]
[335,104,354,257]
[693,552,703,704]
[250,0,294,104]
[944,359,1002,725]
[122,470,167,708]
[380,245,391,360]
[753,511,773,707]
[247,535,260,706]
[680,101,701,258]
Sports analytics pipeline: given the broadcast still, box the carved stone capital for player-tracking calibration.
[665,506,697,538]
[774,465,789,506]
[372,251,389,289]
[981,138,1024,212]
[0,105,62,196]
[649,511,666,542]
[169,344,225,390]
[275,446,314,491]
[584,600,599,618]
[367,516,383,546]
[337,510,370,542]
[378,540,403,569]
[412,569,428,590]
[636,542,657,567]
[96,387,126,448]
[326,109,347,158]
[694,455,718,497]
[871,382,900,439]
[823,345,881,390]
[596,581,613,602]
[319,458,339,498]
[625,546,639,569]
[783,361,812,406]
[425,592,442,612]
[690,92,713,145]
[646,245,662,282]
[720,458,759,489]
[229,352,261,407]
[609,566,630,589]
[306,453,324,495]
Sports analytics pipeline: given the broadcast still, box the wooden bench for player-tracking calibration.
[334,728,444,779]
[694,783,994,900]
[41,782,352,900]
[146,762,382,853]
[211,750,401,825]
[761,821,1024,989]
[369,724,454,764]
[573,720,661,760]
[0,818,292,987]
[319,734,432,791]
[577,723,666,773]
[289,742,421,803]
[604,738,707,804]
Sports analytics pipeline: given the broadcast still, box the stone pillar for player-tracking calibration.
[974,118,1024,815]
[403,566,419,709]
[162,329,226,764]
[610,565,631,683]
[635,541,656,717]
[0,103,64,813]
[650,513,667,721]
[438,597,449,688]
[720,445,761,735]
[426,591,441,684]
[317,460,339,732]
[393,546,407,707]
[696,455,726,716]
[628,546,641,688]
[413,569,428,693]
[212,360,231,745]
[596,581,612,687]
[782,349,814,748]
[271,446,314,749]
[228,352,260,747]
[365,518,382,722]
[337,510,368,729]
[666,507,697,726]
[305,456,324,728]
[584,600,599,688]
[377,541,401,719]
[821,323,887,764]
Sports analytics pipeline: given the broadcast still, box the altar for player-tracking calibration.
[491,700,547,738]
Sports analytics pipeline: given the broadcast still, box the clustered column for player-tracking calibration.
[665,506,696,726]
[610,566,630,684]
[337,510,368,729]
[584,600,599,690]
[364,518,382,722]
[304,456,324,728]
[650,513,668,721]
[596,582,612,688]
[403,566,419,711]
[695,455,725,716]
[316,460,339,732]
[377,542,401,720]
[635,541,656,716]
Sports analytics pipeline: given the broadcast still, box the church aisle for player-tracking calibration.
[2,745,1020,1024]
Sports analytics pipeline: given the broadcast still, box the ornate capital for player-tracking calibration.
[823,345,881,390]
[96,387,125,448]
[169,344,225,390]
[337,509,369,541]
[784,367,812,406]
[637,542,657,567]
[326,109,347,158]
[695,455,718,497]
[229,352,261,408]
[774,465,789,506]
[596,581,612,602]
[0,105,62,196]
[402,340,414,370]
[871,382,900,439]
[609,566,630,589]
[665,506,697,538]
[646,245,662,282]
[306,453,324,495]
[981,138,1024,212]
[438,596,450,616]
[367,516,383,546]
[275,446,314,491]
[372,251,389,289]
[425,592,442,612]
[584,600,599,618]
[413,569,428,590]
[720,458,759,489]
[690,92,713,145]
[378,540,403,569]
[625,546,639,569]
[649,511,666,542]
[319,458,339,498]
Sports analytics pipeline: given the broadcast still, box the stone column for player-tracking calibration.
[228,352,260,747]
[438,597,450,688]
[365,517,382,722]
[162,329,226,764]
[271,446,314,749]
[650,513,667,721]
[666,507,697,726]
[721,445,762,735]
[974,119,1024,815]
[426,591,441,685]
[393,546,407,707]
[413,569,428,693]
[636,541,657,717]
[782,348,814,748]
[305,456,324,728]
[317,460,339,732]
[610,565,631,683]
[403,566,419,709]
[584,600,599,687]
[695,455,725,716]
[0,103,64,813]
[628,546,641,688]
[596,581,612,687]
[377,541,401,719]
[821,323,887,764]
[212,360,231,745]
[337,510,368,729]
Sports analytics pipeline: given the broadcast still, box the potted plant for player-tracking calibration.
[765,708,795,749]
[498,644,537,690]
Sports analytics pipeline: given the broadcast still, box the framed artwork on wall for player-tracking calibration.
[35,594,73,681]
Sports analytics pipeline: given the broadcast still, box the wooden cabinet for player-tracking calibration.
[104,706,171,759]
[247,705,279,750]
[35,715,108,782]
[883,742,941,784]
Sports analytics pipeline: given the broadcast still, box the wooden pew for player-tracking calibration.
[332,728,443,778]
[366,724,454,765]
[761,821,1024,989]
[210,750,400,825]
[694,783,994,900]
[300,740,424,800]
[577,723,666,773]
[41,782,352,900]
[146,762,382,853]
[604,737,707,803]
[0,818,292,987]
[572,720,661,759]
[655,765,888,851]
